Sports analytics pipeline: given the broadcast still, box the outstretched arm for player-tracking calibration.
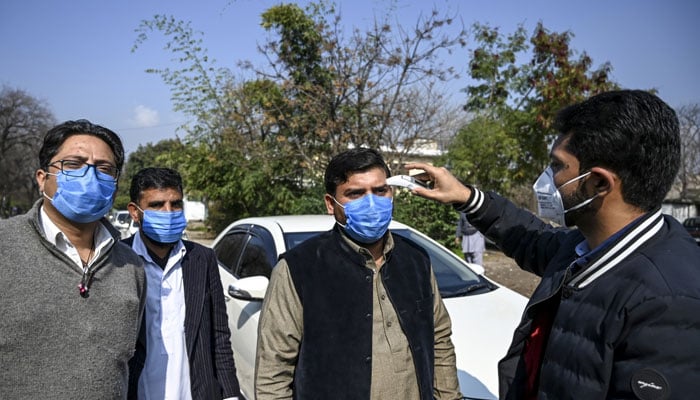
[404,162,473,205]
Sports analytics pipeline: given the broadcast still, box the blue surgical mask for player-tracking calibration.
[44,166,116,223]
[334,194,393,244]
[138,208,188,244]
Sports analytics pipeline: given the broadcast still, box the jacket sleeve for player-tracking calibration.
[255,259,303,400]
[612,294,700,396]
[431,271,463,400]
[466,190,574,277]
[207,250,242,398]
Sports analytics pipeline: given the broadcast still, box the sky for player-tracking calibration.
[1,0,699,156]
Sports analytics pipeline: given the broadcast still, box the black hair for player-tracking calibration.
[130,167,184,203]
[324,148,391,195]
[39,119,125,171]
[554,90,680,211]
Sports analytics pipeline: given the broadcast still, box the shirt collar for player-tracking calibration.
[569,210,664,288]
[336,224,394,261]
[39,205,115,266]
[130,231,187,272]
[574,213,646,262]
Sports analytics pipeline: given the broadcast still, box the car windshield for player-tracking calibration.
[284,229,488,298]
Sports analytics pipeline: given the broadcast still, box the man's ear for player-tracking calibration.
[127,202,141,222]
[589,167,617,197]
[323,194,335,215]
[36,168,47,193]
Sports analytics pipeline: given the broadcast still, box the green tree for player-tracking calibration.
[132,1,468,234]
[447,116,520,194]
[393,189,460,250]
[244,1,468,176]
[113,138,185,209]
[452,22,619,196]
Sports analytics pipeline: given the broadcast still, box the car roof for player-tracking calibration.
[229,214,410,233]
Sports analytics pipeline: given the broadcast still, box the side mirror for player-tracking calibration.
[228,275,269,301]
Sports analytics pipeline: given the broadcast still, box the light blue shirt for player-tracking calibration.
[131,233,192,400]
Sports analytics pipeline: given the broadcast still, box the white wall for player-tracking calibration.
[184,199,207,221]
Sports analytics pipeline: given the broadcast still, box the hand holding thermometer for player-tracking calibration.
[386,175,430,190]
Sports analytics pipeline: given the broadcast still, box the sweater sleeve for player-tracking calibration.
[254,259,304,400]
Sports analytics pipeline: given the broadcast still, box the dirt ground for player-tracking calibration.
[481,248,540,298]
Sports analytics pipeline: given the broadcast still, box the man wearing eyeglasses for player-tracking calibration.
[0,120,146,399]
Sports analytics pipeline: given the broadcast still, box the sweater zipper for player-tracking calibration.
[79,265,92,298]
[78,256,104,298]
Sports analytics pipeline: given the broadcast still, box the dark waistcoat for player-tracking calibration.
[283,227,435,400]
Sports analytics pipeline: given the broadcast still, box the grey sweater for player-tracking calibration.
[0,201,146,399]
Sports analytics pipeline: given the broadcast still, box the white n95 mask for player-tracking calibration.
[533,167,596,226]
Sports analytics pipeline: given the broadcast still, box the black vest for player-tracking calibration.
[283,226,435,400]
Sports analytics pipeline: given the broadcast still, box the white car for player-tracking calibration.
[109,210,131,229]
[211,215,527,400]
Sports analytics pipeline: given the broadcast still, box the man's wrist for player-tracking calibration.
[453,185,484,214]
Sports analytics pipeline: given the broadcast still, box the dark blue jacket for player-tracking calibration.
[465,190,700,399]
[283,226,435,400]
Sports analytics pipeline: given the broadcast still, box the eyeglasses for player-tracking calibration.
[48,159,120,182]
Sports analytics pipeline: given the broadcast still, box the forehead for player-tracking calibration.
[55,134,114,161]
[138,187,183,204]
[550,135,578,164]
[336,167,387,190]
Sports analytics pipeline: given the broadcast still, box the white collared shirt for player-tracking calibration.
[39,206,114,271]
[130,232,192,400]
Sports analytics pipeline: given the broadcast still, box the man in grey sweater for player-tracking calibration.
[0,120,146,399]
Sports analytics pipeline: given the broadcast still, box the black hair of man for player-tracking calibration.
[129,167,184,203]
[554,89,680,212]
[324,148,392,195]
[39,119,125,172]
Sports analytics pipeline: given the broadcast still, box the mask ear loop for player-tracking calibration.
[564,193,600,214]
[561,171,598,214]
[557,171,592,191]
[330,196,348,228]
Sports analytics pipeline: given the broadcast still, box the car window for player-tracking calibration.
[284,231,324,251]
[214,225,275,279]
[391,229,486,297]
[282,227,487,298]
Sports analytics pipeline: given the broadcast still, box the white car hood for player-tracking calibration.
[443,286,527,399]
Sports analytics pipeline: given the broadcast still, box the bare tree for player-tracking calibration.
[242,3,468,178]
[0,86,56,217]
[677,104,700,201]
